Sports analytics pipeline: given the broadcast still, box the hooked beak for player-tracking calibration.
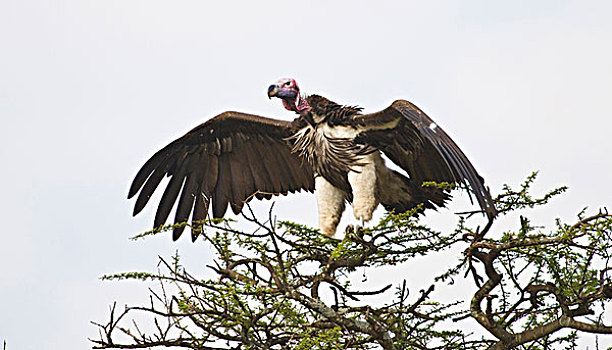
[267,84,278,99]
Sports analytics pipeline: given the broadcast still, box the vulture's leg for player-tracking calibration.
[348,153,381,223]
[315,176,346,237]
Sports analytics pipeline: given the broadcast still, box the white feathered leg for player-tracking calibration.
[315,176,346,237]
[348,153,381,223]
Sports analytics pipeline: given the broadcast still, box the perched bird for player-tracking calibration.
[128,78,496,240]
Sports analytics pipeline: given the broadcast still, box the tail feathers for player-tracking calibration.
[379,171,450,214]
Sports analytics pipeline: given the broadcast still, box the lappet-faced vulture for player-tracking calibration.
[129,78,496,240]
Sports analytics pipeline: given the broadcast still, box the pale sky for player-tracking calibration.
[1,1,611,349]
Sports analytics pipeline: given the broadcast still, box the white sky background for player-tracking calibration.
[1,0,611,349]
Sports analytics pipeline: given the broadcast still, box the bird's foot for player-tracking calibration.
[353,224,366,239]
[345,224,355,235]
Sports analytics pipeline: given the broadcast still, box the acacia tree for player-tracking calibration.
[92,174,612,349]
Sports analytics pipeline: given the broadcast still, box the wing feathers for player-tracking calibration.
[190,155,218,241]
[254,135,284,194]
[133,166,167,216]
[191,192,208,241]
[276,143,308,193]
[212,153,232,218]
[270,140,294,194]
[128,111,315,240]
[154,155,190,229]
[228,144,251,214]
[128,144,178,198]
[172,152,202,240]
[201,154,219,197]
[355,100,496,219]
[244,141,268,193]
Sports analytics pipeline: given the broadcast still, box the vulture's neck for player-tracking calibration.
[295,94,311,114]
[284,94,311,115]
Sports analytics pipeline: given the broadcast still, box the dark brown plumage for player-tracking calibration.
[353,99,497,219]
[128,112,315,241]
[129,78,496,240]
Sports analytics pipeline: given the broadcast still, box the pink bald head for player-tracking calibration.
[267,78,311,114]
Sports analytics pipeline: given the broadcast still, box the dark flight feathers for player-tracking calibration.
[127,112,316,241]
[354,100,496,219]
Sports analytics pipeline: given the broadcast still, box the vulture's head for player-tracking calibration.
[268,78,311,114]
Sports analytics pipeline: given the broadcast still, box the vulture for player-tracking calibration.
[128,78,496,240]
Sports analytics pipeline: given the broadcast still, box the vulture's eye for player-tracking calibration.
[284,81,291,87]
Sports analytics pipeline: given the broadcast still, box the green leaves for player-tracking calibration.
[94,173,612,350]
[495,171,568,215]
[462,174,612,349]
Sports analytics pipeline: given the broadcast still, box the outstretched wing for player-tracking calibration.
[354,100,496,219]
[128,111,315,241]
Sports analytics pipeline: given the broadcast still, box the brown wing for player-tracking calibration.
[128,111,315,241]
[353,100,497,219]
